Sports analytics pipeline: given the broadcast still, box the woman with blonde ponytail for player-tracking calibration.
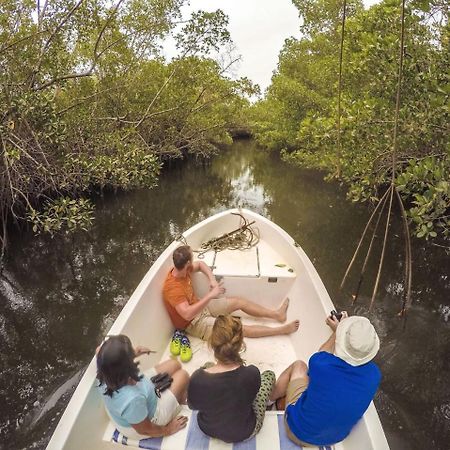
[188,315,276,443]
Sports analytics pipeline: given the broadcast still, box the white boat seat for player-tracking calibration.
[198,243,296,279]
[103,407,337,450]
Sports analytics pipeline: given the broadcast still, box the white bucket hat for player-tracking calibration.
[335,316,380,366]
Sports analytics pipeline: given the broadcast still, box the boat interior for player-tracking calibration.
[47,210,387,450]
[173,244,300,378]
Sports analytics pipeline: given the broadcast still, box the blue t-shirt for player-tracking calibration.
[286,352,381,446]
[97,377,157,428]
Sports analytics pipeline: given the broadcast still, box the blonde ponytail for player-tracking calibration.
[209,315,245,365]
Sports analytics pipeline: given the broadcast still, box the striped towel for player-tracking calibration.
[110,411,335,450]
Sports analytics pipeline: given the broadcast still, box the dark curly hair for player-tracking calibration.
[96,335,142,397]
[209,315,245,365]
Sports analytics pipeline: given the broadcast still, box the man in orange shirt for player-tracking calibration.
[163,245,300,341]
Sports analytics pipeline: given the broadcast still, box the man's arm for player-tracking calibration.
[319,311,348,353]
[319,331,336,353]
[134,346,156,357]
[132,415,187,437]
[175,283,225,321]
[192,260,218,288]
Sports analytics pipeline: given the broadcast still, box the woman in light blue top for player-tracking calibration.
[96,335,189,438]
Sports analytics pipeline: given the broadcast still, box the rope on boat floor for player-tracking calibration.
[177,212,260,258]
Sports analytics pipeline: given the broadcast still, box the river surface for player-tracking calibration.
[0,140,449,450]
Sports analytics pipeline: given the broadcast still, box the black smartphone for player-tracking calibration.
[330,309,343,321]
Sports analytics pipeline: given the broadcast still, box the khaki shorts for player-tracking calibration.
[284,376,314,447]
[185,297,228,340]
[286,376,309,406]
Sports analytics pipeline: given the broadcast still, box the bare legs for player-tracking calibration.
[243,321,300,338]
[155,359,189,404]
[226,297,299,338]
[226,297,290,322]
[269,360,309,402]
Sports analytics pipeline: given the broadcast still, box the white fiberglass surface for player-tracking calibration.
[160,316,298,378]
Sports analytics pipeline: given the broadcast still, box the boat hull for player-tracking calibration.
[47,209,389,450]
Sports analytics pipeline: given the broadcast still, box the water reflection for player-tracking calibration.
[1,139,449,449]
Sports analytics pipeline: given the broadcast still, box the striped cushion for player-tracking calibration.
[109,410,335,450]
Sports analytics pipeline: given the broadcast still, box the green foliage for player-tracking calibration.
[251,0,449,241]
[292,0,363,36]
[0,1,252,248]
[175,10,231,55]
[396,157,450,239]
[64,137,161,191]
[27,198,95,235]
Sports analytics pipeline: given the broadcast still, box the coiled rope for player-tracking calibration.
[196,212,260,258]
[177,212,260,258]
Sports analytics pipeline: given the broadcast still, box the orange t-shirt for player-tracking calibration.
[162,268,198,330]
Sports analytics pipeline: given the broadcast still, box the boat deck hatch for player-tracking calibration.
[199,241,296,279]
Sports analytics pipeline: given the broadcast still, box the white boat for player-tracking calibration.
[47,208,389,450]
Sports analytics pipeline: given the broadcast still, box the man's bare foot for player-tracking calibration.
[280,320,300,335]
[275,298,290,322]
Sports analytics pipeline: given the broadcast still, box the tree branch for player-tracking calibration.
[31,0,85,88]
[134,67,178,129]
[0,29,48,54]
[37,1,50,28]
[56,87,117,115]
[95,105,183,124]
[33,0,125,92]
[94,0,125,59]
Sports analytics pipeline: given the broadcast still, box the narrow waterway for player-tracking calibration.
[1,140,449,450]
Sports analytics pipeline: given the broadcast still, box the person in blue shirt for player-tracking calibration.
[96,334,189,439]
[271,312,381,447]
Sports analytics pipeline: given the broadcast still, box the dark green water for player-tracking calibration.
[1,140,449,449]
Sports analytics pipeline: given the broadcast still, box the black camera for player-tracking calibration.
[330,309,343,322]
[151,372,173,398]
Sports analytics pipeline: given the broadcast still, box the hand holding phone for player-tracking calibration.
[330,310,343,322]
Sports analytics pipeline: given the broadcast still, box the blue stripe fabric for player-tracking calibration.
[138,435,163,450]
[277,414,302,449]
[110,428,162,449]
[233,436,257,450]
[110,414,336,450]
[185,411,210,450]
[112,429,120,443]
